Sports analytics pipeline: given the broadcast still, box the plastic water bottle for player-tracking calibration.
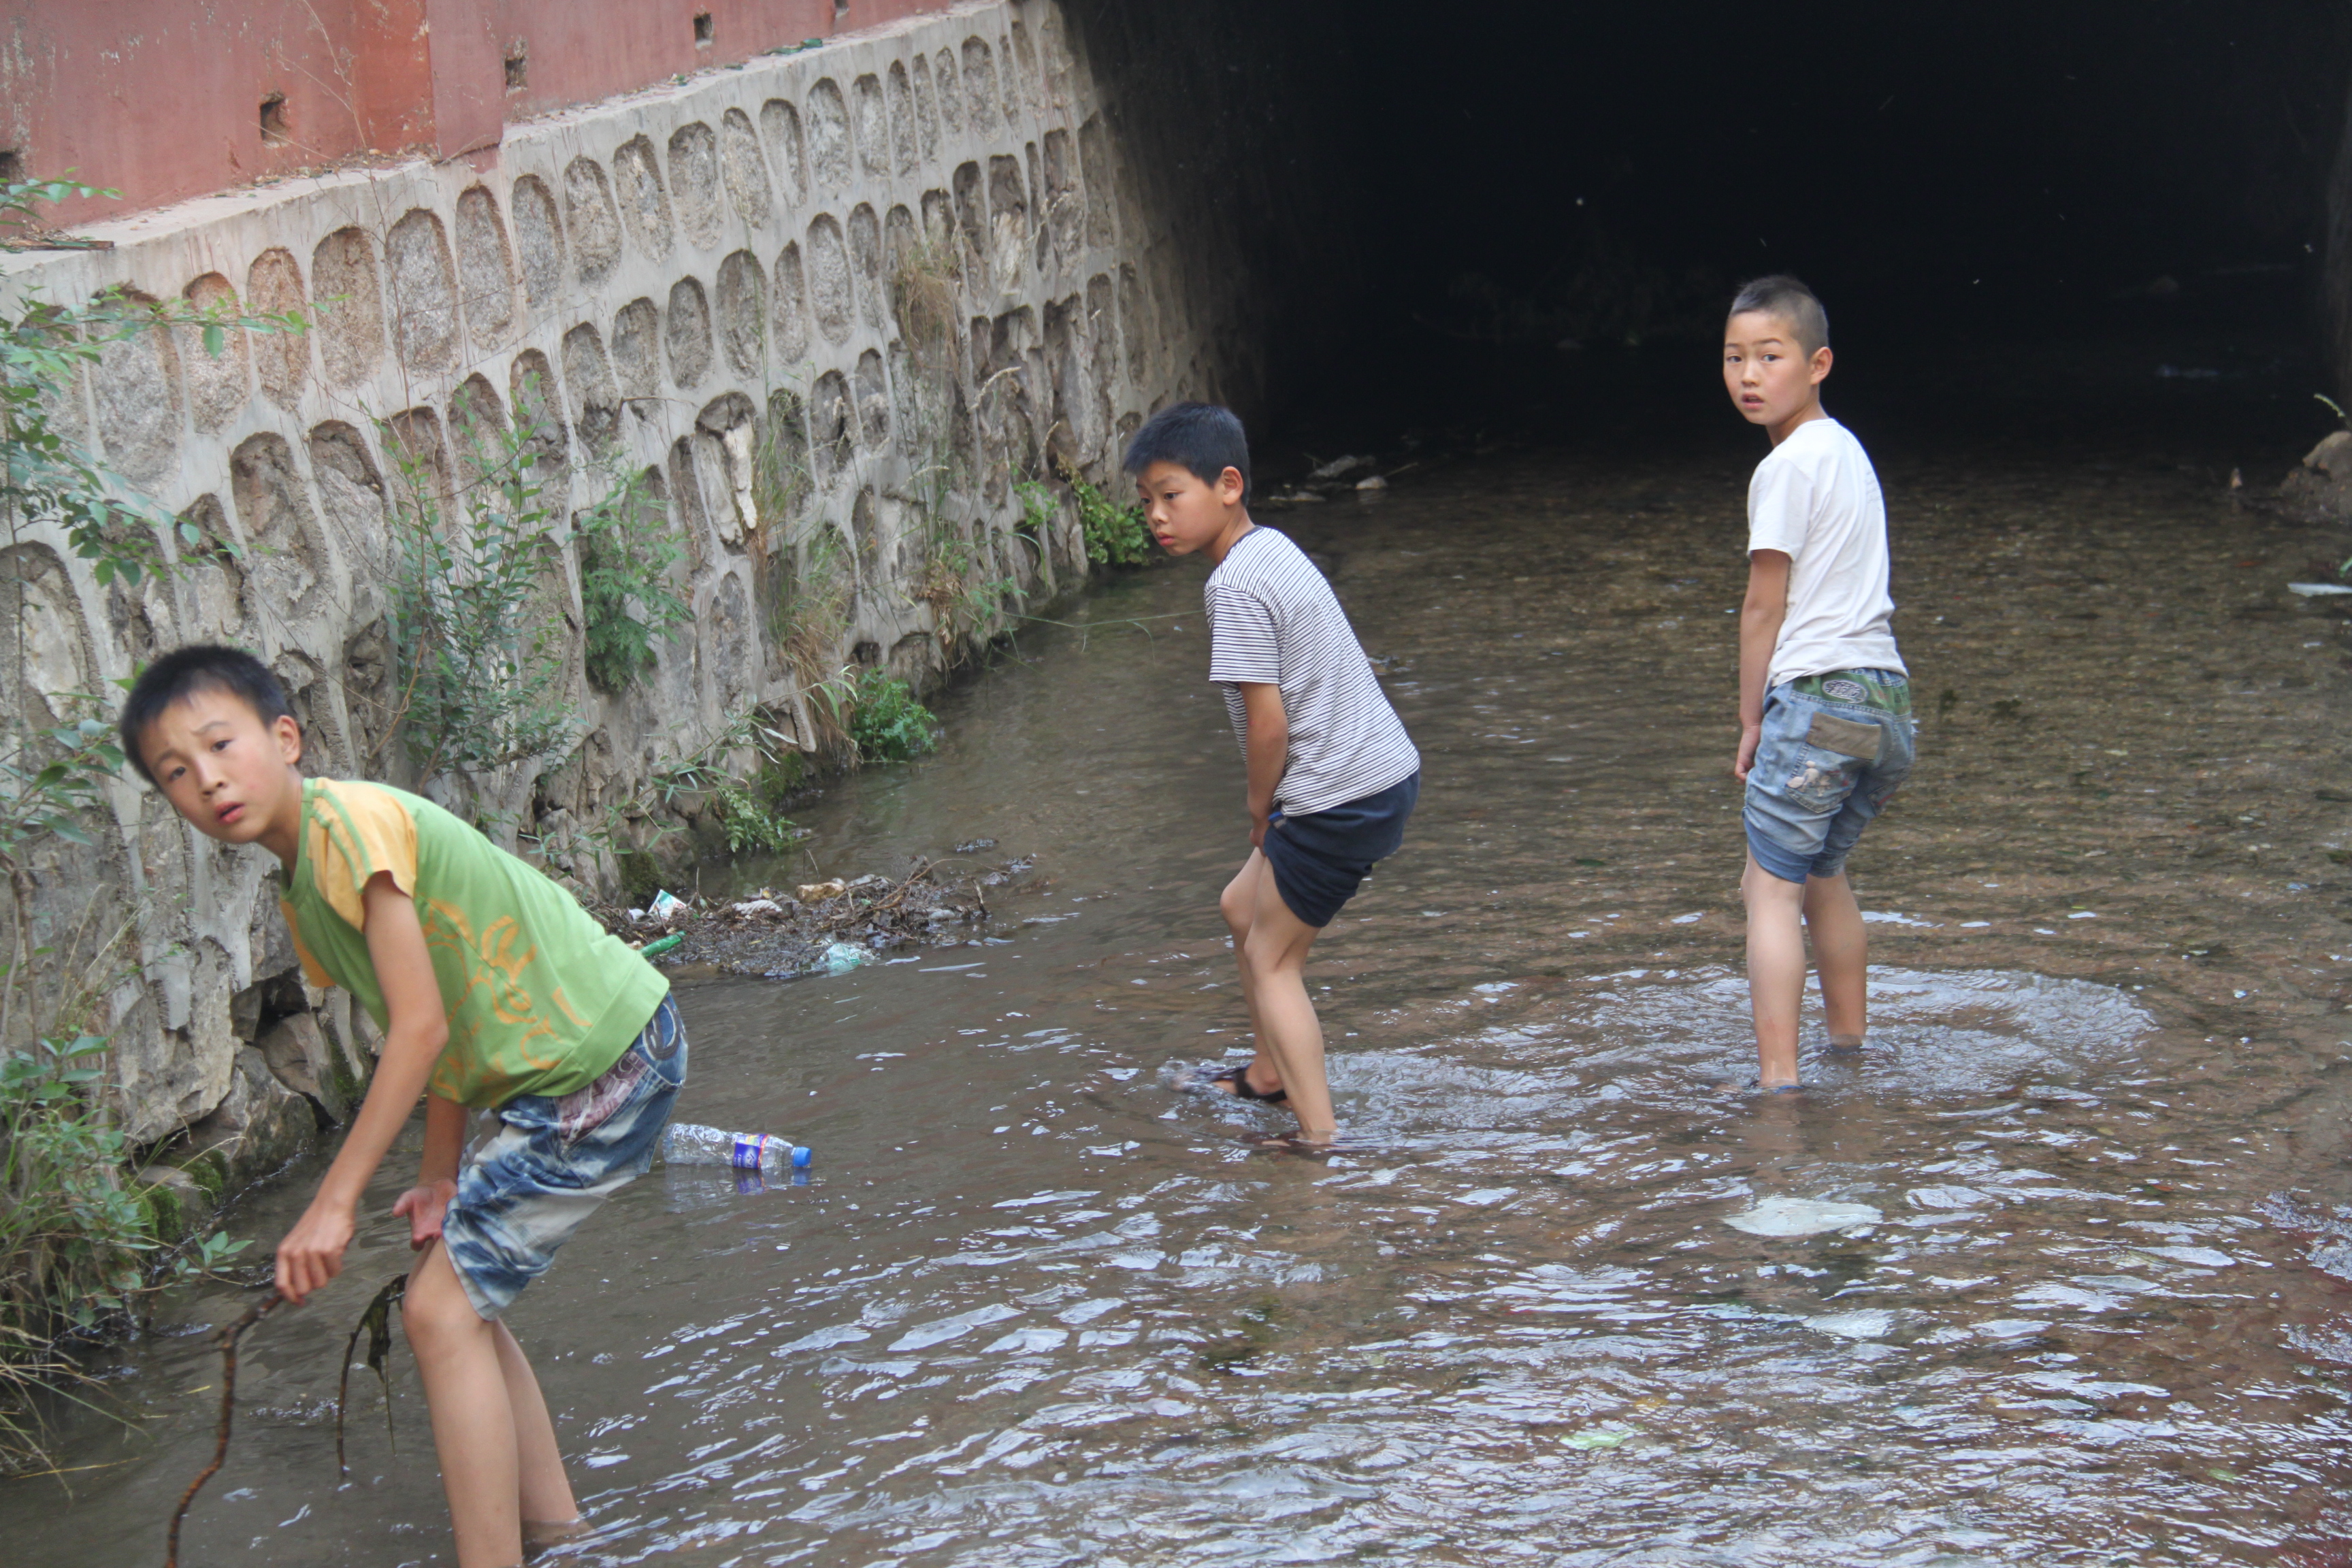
[660,1121,813,1176]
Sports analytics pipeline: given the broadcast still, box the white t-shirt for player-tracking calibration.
[1205,527,1420,815]
[1746,416,1906,689]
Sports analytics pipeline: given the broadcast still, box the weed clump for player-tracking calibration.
[577,461,689,693]
[845,669,938,764]
[1043,461,1152,568]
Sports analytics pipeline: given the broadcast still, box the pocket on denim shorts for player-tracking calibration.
[1805,712,1884,764]
[1782,749,1860,813]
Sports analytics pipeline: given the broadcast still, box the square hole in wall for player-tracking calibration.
[693,12,713,45]
[834,0,849,18]
[260,93,289,144]
[504,42,528,91]
[0,150,20,185]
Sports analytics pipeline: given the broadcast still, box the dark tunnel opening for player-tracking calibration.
[1073,1,2352,477]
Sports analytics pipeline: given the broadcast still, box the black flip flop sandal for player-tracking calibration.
[1209,1066,1290,1107]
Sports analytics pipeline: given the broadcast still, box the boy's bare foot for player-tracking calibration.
[1715,1075,1808,1095]
[1247,1128,1337,1155]
[524,1518,589,1559]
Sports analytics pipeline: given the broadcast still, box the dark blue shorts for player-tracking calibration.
[1263,771,1420,928]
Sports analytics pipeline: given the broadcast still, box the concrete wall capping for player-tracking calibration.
[0,1,1257,1152]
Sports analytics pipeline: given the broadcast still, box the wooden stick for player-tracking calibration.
[163,1290,282,1568]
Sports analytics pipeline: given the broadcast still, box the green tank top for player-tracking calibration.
[279,779,666,1108]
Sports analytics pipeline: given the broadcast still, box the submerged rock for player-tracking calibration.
[2275,427,2352,520]
[1806,1309,1896,1340]
[1725,1196,1883,1237]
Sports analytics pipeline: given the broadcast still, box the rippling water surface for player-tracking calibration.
[10,406,2352,1565]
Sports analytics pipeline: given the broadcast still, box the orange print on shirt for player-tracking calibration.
[423,900,566,1073]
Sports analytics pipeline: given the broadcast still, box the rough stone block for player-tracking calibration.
[258,1010,350,1122]
[185,1045,318,1192]
[135,1162,214,1243]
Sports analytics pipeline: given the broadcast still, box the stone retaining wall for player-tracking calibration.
[0,0,1250,1176]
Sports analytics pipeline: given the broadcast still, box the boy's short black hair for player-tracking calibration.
[118,644,295,785]
[1122,401,1250,503]
[1728,274,1830,359]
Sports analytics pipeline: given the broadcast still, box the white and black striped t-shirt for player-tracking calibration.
[1205,526,1420,816]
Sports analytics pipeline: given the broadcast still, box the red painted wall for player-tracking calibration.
[0,0,956,227]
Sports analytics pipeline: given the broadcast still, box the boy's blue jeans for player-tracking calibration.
[1744,670,1916,884]
[440,993,686,1320]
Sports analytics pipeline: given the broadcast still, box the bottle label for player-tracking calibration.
[731,1134,767,1171]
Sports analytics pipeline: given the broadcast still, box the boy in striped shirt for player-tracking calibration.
[1127,403,1421,1143]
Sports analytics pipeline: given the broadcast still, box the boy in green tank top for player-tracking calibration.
[122,646,684,1568]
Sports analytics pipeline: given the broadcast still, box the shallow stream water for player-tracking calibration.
[11,350,2352,1565]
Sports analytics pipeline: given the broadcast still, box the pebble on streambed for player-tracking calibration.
[1724,1196,1885,1237]
[591,854,1037,978]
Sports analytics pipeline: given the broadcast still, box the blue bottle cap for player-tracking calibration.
[791,1144,814,1169]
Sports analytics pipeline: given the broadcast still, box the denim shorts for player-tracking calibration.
[1264,770,1419,928]
[441,992,685,1320]
[1744,670,1916,885]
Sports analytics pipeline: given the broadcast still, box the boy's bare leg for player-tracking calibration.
[406,1240,532,1568]
[1740,852,1808,1089]
[493,1319,580,1534]
[1217,853,1284,1098]
[1237,857,1335,1139]
[1802,870,1869,1049]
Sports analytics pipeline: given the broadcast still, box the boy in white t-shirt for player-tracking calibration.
[1722,276,1917,1090]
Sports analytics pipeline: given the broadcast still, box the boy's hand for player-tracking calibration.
[1250,815,1269,851]
[274,1196,356,1305]
[1734,724,1762,783]
[393,1178,459,1250]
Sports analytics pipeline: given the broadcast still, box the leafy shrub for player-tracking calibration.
[1013,478,1058,539]
[0,1036,247,1465]
[1066,470,1152,567]
[383,414,577,782]
[709,774,799,855]
[644,708,806,858]
[575,461,689,693]
[0,1039,146,1335]
[845,669,939,764]
[1016,470,1152,568]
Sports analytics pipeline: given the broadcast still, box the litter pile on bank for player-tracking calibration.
[591,849,1036,979]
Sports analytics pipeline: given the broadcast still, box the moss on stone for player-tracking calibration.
[617,849,663,904]
[135,1183,178,1241]
[178,1149,229,1202]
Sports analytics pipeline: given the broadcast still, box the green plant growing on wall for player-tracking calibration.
[911,510,1020,666]
[610,706,806,860]
[778,522,856,745]
[1014,477,1058,541]
[653,708,806,856]
[838,667,939,764]
[0,172,299,1467]
[1049,459,1152,568]
[385,410,695,802]
[574,457,690,694]
[381,410,581,786]
[3,1036,154,1320]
